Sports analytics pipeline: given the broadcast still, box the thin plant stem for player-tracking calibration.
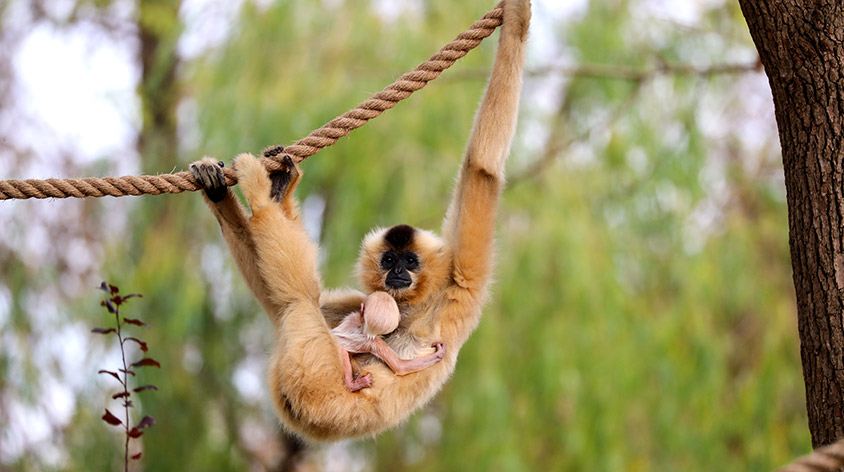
[114,305,130,472]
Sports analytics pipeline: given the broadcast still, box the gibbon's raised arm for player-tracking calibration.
[442,0,529,295]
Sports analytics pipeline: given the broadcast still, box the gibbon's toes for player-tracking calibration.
[269,155,302,202]
[189,157,227,202]
[234,153,272,209]
[432,342,446,359]
[347,373,373,392]
[262,144,285,158]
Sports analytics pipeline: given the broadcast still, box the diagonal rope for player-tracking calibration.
[0,3,504,200]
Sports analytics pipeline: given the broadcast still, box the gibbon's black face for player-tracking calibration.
[381,225,420,290]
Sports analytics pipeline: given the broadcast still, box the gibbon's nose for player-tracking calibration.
[394,265,405,274]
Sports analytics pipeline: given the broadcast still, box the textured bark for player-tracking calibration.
[739,0,844,447]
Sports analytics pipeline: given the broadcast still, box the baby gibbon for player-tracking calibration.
[331,291,445,392]
[190,0,530,441]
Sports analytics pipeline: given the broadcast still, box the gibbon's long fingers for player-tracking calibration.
[190,157,227,202]
[442,0,529,292]
[235,153,273,213]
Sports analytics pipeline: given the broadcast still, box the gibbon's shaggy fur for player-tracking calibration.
[190,0,529,441]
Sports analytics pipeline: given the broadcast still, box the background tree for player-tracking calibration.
[739,0,844,448]
[0,0,814,470]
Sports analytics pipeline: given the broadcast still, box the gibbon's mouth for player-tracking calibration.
[385,274,412,290]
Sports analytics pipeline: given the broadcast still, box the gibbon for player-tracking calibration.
[331,291,446,392]
[189,0,529,441]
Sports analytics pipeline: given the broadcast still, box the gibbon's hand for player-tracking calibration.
[189,157,227,203]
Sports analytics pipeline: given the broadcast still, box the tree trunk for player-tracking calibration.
[738,0,844,447]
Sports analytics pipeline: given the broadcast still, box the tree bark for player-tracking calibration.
[738,0,844,447]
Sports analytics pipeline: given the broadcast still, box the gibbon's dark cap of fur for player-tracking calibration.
[385,224,415,249]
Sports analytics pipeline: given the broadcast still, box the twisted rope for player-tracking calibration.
[0,3,504,200]
[780,438,844,472]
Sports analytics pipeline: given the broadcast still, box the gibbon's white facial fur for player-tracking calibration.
[357,225,449,304]
[189,0,530,441]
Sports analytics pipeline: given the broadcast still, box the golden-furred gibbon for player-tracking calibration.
[190,0,530,441]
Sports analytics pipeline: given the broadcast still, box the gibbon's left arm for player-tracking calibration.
[441,0,530,296]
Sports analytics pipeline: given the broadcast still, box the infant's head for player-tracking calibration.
[362,291,400,337]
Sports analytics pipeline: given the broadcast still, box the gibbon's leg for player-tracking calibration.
[338,344,373,392]
[371,338,446,376]
[441,0,530,295]
[190,157,282,322]
[235,153,321,308]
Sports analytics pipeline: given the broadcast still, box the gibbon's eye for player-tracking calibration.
[380,252,397,270]
[403,253,419,271]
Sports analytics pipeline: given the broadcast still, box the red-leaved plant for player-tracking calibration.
[93,282,159,471]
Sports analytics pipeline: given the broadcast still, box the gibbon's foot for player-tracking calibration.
[234,153,273,211]
[345,372,373,392]
[432,342,446,361]
[269,155,301,203]
[189,157,227,203]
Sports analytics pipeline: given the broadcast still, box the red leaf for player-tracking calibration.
[91,327,116,335]
[123,318,145,327]
[123,293,143,301]
[100,299,116,314]
[124,337,148,352]
[111,295,123,306]
[133,385,158,393]
[131,358,161,369]
[101,409,122,426]
[128,427,143,438]
[136,416,155,430]
[112,392,131,399]
[119,368,136,376]
[97,370,122,382]
[131,452,142,460]
[109,284,119,294]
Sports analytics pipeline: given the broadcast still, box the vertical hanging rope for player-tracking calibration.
[0,3,504,200]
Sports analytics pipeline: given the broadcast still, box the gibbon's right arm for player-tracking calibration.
[190,157,283,323]
[441,0,529,296]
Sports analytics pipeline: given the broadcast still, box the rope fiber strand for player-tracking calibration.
[0,3,504,200]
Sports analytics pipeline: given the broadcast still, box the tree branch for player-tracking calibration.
[451,59,763,81]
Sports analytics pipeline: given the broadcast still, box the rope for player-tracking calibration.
[780,438,844,472]
[0,3,504,200]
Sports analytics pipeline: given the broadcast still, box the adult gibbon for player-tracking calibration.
[190,0,529,441]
